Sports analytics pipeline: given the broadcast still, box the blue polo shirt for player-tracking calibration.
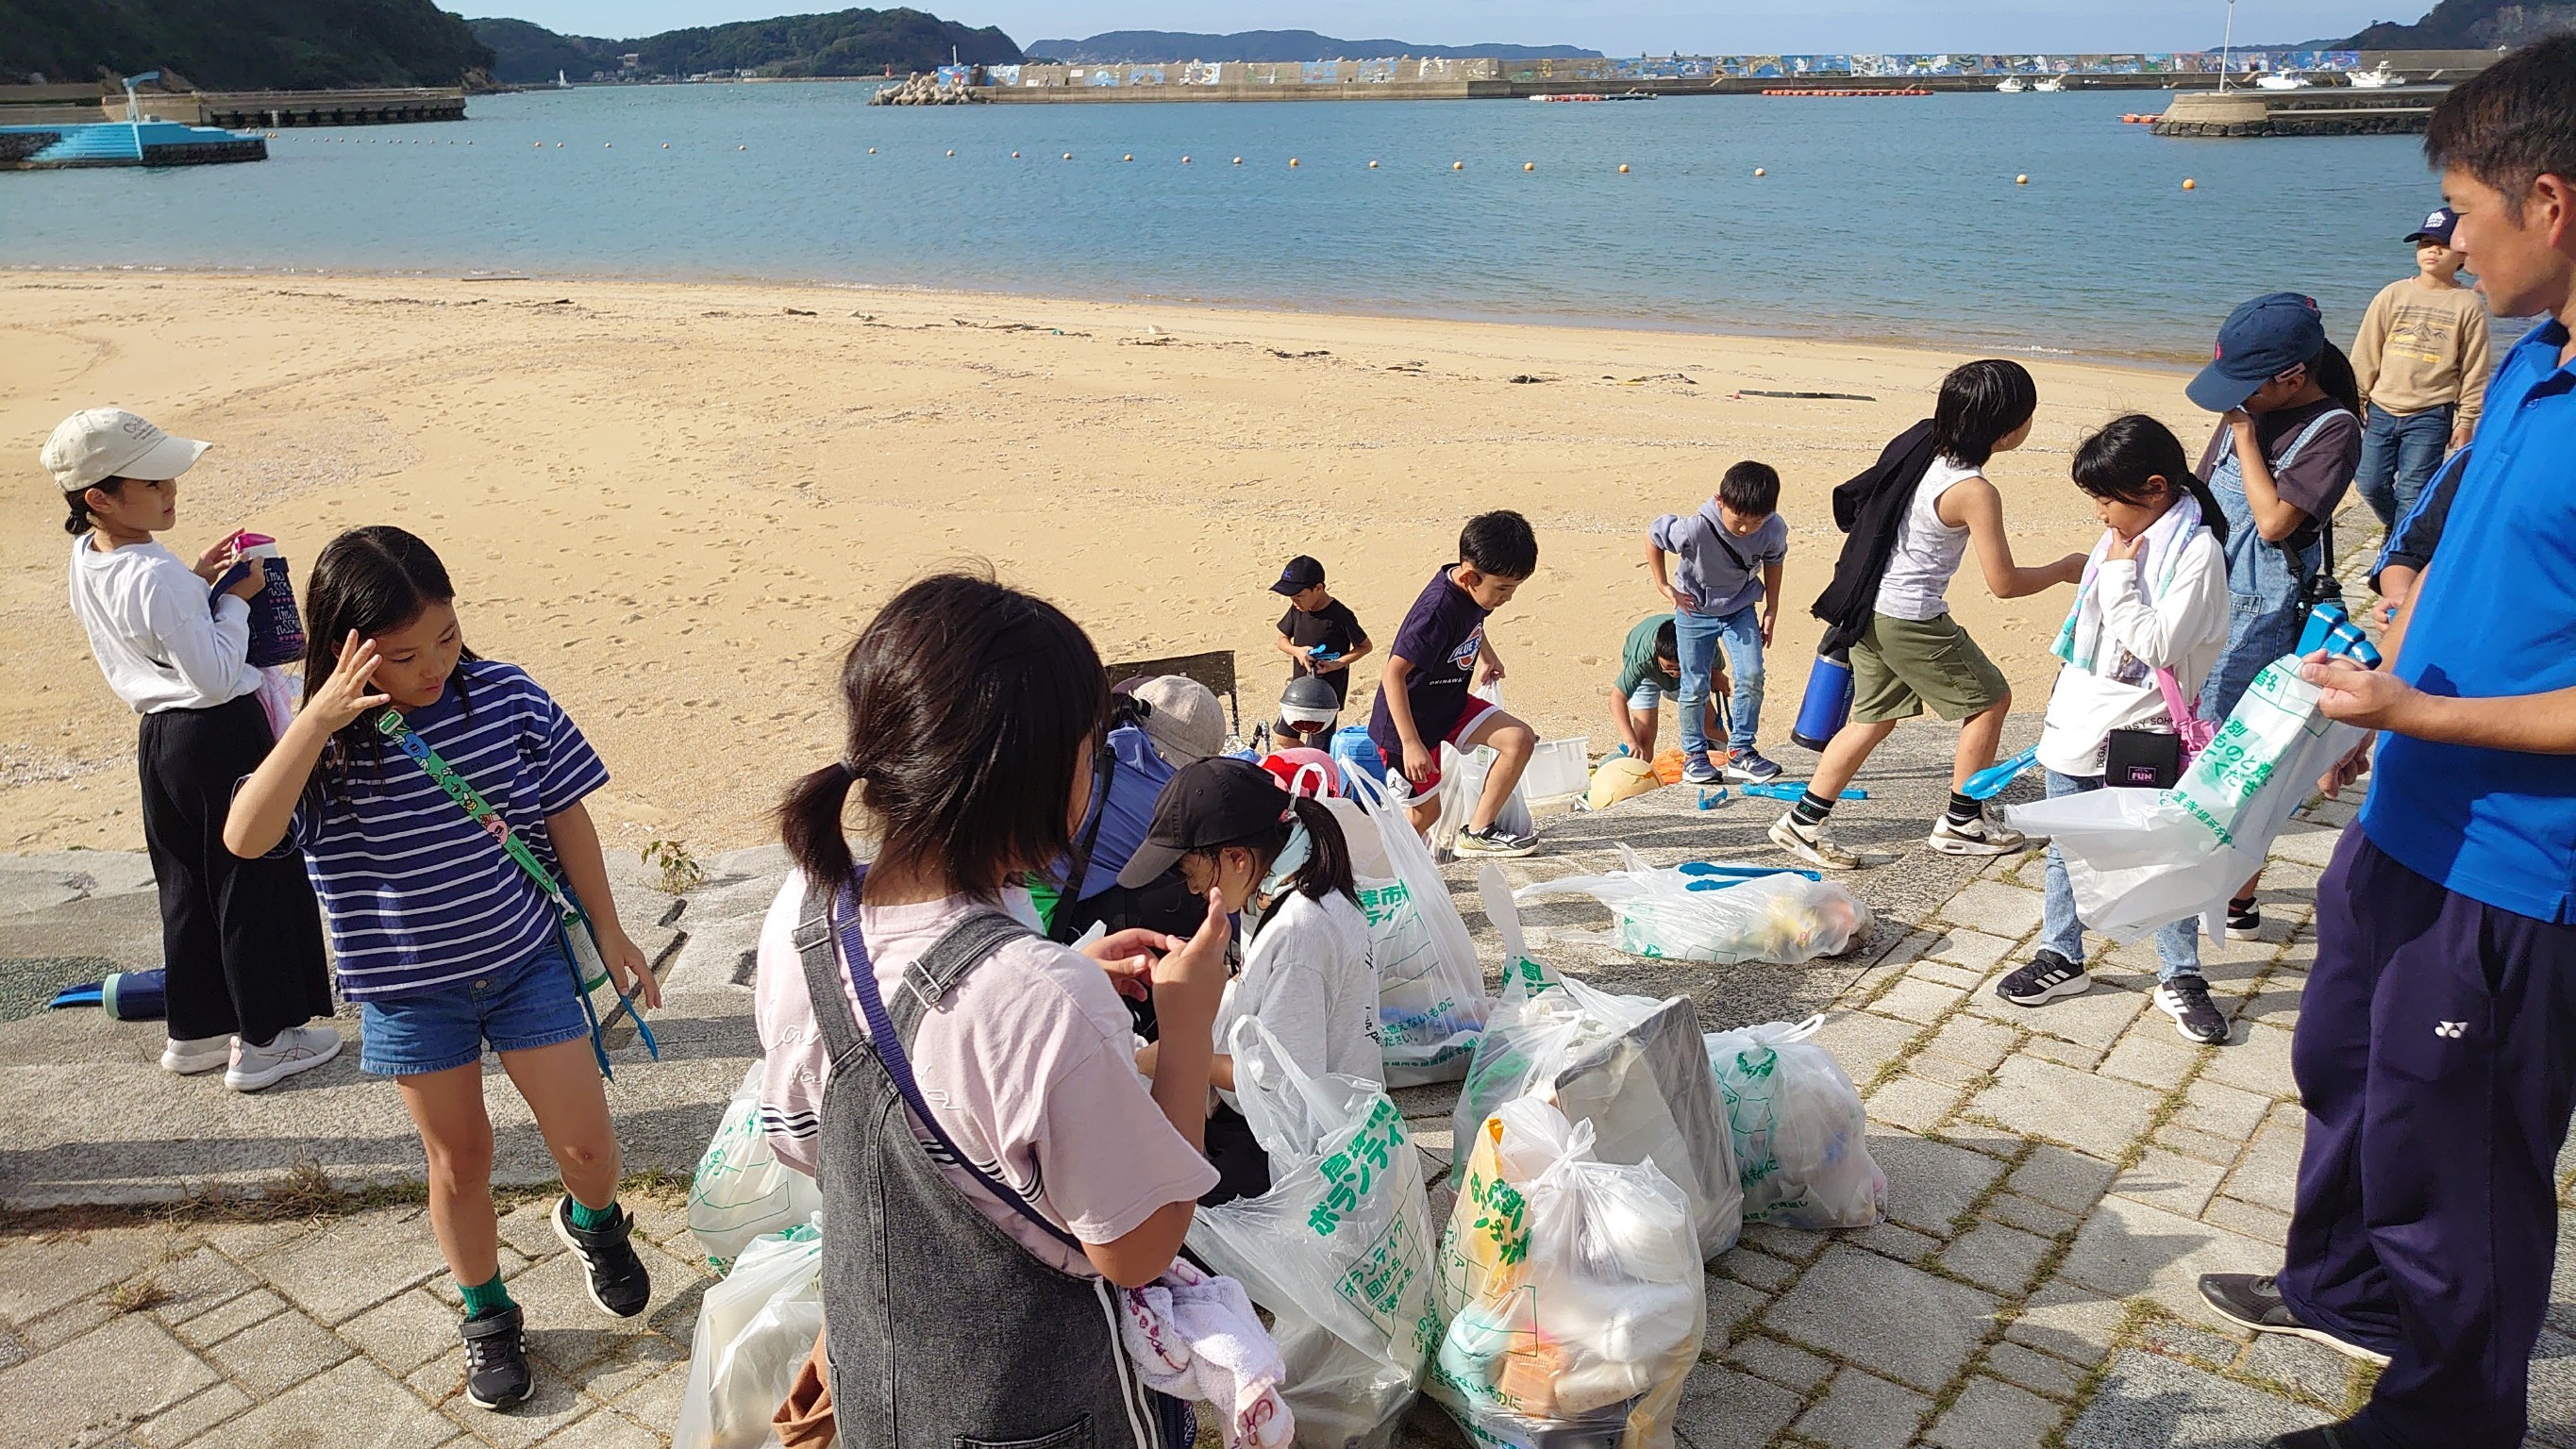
[2361,320,2576,924]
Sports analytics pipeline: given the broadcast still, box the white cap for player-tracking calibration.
[1130,675,1226,769]
[42,408,209,493]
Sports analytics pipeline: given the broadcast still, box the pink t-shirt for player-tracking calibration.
[751,871,1218,1276]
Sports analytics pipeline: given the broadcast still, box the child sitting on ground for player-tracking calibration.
[1648,460,1790,784]
[1270,554,1371,741]
[1607,615,1726,759]
[1990,416,2235,1047]
[1368,511,1542,857]
[1781,359,2087,870]
[2350,206,2489,529]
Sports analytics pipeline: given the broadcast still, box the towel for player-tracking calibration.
[1120,1258,1295,1449]
[2051,495,2202,685]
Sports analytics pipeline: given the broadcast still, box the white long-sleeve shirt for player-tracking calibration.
[2037,528,2230,778]
[66,538,259,713]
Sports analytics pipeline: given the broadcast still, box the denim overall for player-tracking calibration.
[795,885,1189,1449]
[2197,409,2350,722]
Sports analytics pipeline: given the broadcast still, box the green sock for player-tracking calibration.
[568,1196,618,1232]
[459,1273,512,1319]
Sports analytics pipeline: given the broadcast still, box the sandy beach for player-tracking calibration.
[1,271,2200,857]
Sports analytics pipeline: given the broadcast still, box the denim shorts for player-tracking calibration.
[1626,680,1678,710]
[358,935,591,1076]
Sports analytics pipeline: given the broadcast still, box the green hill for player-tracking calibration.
[0,0,493,89]
[469,8,1022,85]
[2347,0,2576,46]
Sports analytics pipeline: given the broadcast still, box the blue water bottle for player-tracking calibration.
[1790,650,1854,752]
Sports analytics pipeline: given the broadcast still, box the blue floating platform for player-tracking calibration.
[1,119,267,170]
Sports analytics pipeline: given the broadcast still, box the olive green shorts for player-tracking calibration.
[1849,612,2010,724]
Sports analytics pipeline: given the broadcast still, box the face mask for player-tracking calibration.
[1258,821,1313,900]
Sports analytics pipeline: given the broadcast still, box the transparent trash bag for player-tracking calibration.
[1430,1098,1706,1449]
[690,1063,824,1274]
[1515,845,1870,965]
[1187,1018,1444,1449]
[1343,766,1491,1086]
[1702,1017,1885,1230]
[676,1218,822,1449]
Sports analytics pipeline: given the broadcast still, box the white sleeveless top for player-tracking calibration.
[1875,456,1982,622]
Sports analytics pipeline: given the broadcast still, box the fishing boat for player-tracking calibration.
[1531,91,1658,102]
[2347,61,2403,88]
[1996,75,2028,93]
[0,72,265,171]
[2256,69,2314,90]
[2032,74,2067,92]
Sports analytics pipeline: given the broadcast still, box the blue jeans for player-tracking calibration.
[1676,604,1765,762]
[2039,770,2201,981]
[357,935,590,1075]
[2353,403,2453,531]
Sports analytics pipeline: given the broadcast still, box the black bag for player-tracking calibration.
[2105,728,2183,790]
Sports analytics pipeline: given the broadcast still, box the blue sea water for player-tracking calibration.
[0,84,2469,361]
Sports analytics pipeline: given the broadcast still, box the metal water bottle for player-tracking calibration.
[1789,650,1854,752]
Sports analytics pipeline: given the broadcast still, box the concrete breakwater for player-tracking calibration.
[2150,86,2443,138]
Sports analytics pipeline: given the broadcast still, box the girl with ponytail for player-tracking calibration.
[752,570,1232,1449]
[1119,758,1380,1205]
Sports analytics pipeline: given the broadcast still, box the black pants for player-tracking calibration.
[1198,1104,1273,1208]
[138,695,332,1043]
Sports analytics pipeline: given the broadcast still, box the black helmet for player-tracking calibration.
[1279,674,1340,725]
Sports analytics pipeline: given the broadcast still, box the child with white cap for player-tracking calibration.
[45,408,338,1091]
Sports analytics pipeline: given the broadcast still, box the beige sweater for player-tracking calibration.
[2352,277,2493,425]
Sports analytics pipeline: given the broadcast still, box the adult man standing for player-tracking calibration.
[2195,37,2576,1449]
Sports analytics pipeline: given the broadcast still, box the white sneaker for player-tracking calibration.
[225,1024,343,1092]
[1769,812,1862,870]
[1928,810,2035,857]
[161,1034,231,1075]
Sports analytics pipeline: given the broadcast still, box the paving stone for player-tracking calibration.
[609,1360,692,1432]
[2004,1280,2125,1366]
[1940,1220,2054,1295]
[498,1198,572,1262]
[0,1313,219,1449]
[2178,1076,2274,1141]
[2269,822,2347,871]
[1851,1219,1943,1263]
[1872,1132,2007,1237]
[142,1247,257,1329]
[21,1294,117,1351]
[1983,1339,2085,1400]
[570,1329,687,1406]
[1907,961,1987,994]
[1811,1010,1920,1089]
[2054,1195,2280,1321]
[2008,1144,2117,1215]
[1793,1367,1931,1449]
[1413,1126,1455,1170]
[2017,1034,2107,1071]
[1925,1374,2065,1448]
[1764,1244,2000,1393]
[510,1236,707,1374]
[544,1407,660,1449]
[2201,1195,2295,1249]
[1973,981,2150,1052]
[2196,1023,2299,1100]
[2221,1104,2305,1216]
[339,1289,462,1376]
[1920,1014,2016,1074]
[1924,928,2017,975]
[2240,1332,2361,1407]
[1865,1074,1962,1134]
[202,1307,353,1397]
[2136,1314,2249,1366]
[2524,1329,2576,1448]
[1735,1222,1829,1265]
[135,1381,252,1449]
[198,1218,316,1263]
[1938,882,2044,940]
[1969,1057,2160,1161]
[193,1356,458,1449]
[2112,1148,2229,1221]
[248,1209,449,1326]
[1874,977,1966,1026]
[2237,983,2304,1032]
[2098,1025,2203,1092]
[1982,1192,2079,1240]
[407,1343,467,1407]
[1671,1359,1803,1449]
[443,1364,591,1447]
[625,1191,694,1256]
[2065,1348,2331,1448]
[1727,1333,1834,1393]
[170,1287,286,1350]
[1718,1248,1798,1292]
[0,1225,174,1324]
[1908,1052,1990,1089]
[2155,1121,2250,1168]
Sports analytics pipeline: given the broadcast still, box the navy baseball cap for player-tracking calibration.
[2186,292,2328,412]
[1270,555,1326,595]
[2404,206,2458,246]
[1117,757,1294,888]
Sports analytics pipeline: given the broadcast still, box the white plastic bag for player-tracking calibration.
[1703,1018,1885,1230]
[1187,1018,1444,1449]
[691,1063,824,1273]
[2008,654,2364,942]
[1515,845,1872,965]
[1430,1098,1706,1449]
[1343,766,1491,1086]
[676,1218,822,1449]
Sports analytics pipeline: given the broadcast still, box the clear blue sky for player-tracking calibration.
[467,2,2416,52]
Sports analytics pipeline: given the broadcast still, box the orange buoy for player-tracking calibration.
[2016,174,2029,185]
[1181,155,1191,163]
[1289,157,1299,167]
[1524,161,1535,171]
[1123,153,1133,161]
[1618,163,1631,173]
[2183,177,2198,190]
[1753,167,1766,176]
[1232,156,1243,165]
[1062,152,1073,159]
[1368,159,1379,169]
[738,144,746,151]
[1452,159,1464,170]
[867,146,877,154]
[1012,150,1021,158]
[946,148,955,156]
[661,142,670,149]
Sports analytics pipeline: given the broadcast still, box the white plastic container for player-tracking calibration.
[1522,737,1591,804]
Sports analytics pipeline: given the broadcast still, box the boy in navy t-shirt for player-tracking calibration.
[1366,511,1541,856]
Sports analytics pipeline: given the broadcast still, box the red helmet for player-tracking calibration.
[1259,747,1341,799]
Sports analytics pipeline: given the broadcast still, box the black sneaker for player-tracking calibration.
[2198,1274,2391,1367]
[1994,951,2092,1007]
[460,1305,533,1409]
[553,1195,652,1318]
[2156,974,2233,1045]
[2226,896,2264,941]
[1454,823,1538,858]
[2265,1424,2362,1449]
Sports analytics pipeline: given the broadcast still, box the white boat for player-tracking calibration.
[2256,70,2313,90]
[2349,62,2403,88]
[2032,74,2066,92]
[1996,75,2027,93]
[556,70,572,89]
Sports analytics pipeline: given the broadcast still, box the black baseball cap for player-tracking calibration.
[2404,206,2459,246]
[1270,555,1326,595]
[2186,292,2328,412]
[1116,758,1293,888]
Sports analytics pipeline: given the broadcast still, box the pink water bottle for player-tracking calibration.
[214,531,305,668]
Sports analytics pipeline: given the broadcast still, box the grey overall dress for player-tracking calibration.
[2197,408,2351,721]
[795,878,1190,1449]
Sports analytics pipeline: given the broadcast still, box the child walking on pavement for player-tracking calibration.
[2350,206,2491,528]
[1648,460,1789,784]
[1991,416,2236,1046]
[1777,360,2087,870]
[47,408,337,1091]
[226,527,661,1413]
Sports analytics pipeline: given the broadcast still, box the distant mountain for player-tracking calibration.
[469,8,1021,85]
[1,0,493,89]
[1024,29,1600,63]
[2344,0,2574,47]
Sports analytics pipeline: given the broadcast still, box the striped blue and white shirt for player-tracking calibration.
[275,659,610,1002]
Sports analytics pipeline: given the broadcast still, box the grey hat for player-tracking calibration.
[1130,675,1225,768]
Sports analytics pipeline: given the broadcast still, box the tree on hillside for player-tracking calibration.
[0,0,493,88]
